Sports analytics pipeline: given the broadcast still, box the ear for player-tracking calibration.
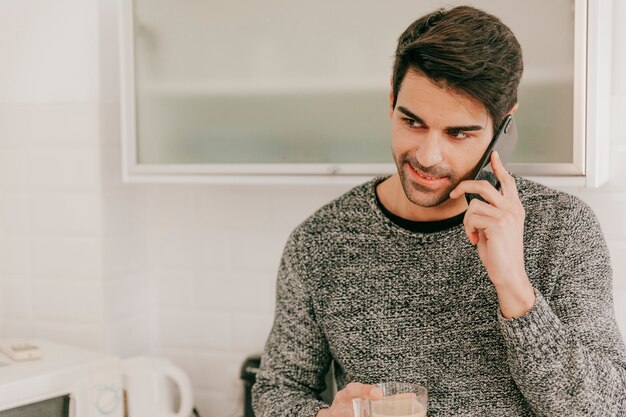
[508,103,519,115]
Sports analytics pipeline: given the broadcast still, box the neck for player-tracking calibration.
[376,174,468,222]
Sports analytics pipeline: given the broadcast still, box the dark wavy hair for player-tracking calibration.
[392,6,523,130]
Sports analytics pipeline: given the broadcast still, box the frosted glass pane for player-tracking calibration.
[138,89,391,163]
[132,0,575,166]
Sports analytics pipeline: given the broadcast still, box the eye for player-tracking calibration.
[402,118,422,129]
[447,128,469,140]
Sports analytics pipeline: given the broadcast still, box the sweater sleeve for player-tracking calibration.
[252,230,332,417]
[497,197,626,416]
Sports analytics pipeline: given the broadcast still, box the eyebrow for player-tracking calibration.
[397,106,485,132]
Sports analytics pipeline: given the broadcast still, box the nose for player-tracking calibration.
[415,132,443,168]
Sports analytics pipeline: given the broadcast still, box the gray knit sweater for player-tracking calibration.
[252,175,626,417]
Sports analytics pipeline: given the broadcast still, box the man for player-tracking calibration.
[253,6,626,416]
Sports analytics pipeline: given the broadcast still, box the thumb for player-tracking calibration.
[368,386,383,400]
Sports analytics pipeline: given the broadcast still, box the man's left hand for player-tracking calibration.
[449,151,535,319]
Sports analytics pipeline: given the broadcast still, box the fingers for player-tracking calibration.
[450,152,520,207]
[450,179,505,207]
[467,198,499,218]
[463,199,499,244]
[338,382,383,401]
[463,213,492,245]
[332,383,384,417]
[369,386,383,400]
[464,208,521,244]
[490,151,518,199]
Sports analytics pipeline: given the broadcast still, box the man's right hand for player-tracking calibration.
[316,382,383,417]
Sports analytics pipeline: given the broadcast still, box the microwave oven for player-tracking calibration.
[0,339,124,417]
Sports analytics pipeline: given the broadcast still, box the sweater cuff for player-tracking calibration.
[497,289,567,360]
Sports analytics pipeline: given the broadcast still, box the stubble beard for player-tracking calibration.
[396,154,474,208]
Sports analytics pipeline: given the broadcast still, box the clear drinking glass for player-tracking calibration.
[353,382,428,417]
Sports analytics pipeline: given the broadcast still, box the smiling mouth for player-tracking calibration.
[408,164,446,180]
[405,164,450,192]
[412,167,444,180]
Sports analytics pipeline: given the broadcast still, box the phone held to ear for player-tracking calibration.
[465,115,518,205]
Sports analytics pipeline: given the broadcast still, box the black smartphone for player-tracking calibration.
[465,115,517,204]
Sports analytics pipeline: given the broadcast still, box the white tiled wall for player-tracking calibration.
[0,0,107,349]
[0,2,626,417]
[0,0,155,356]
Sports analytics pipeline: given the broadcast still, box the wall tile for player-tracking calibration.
[0,193,30,233]
[197,187,274,233]
[1,277,32,319]
[33,320,103,350]
[30,193,101,235]
[228,231,285,271]
[608,146,626,190]
[0,0,98,103]
[0,319,35,338]
[102,187,148,236]
[613,0,626,95]
[0,105,28,148]
[31,236,102,279]
[100,146,123,191]
[157,269,194,308]
[193,270,275,314]
[147,186,202,232]
[0,149,30,190]
[28,149,100,191]
[0,104,100,150]
[159,309,233,350]
[231,314,274,354]
[103,273,153,321]
[103,234,147,278]
[105,310,158,357]
[611,96,626,146]
[153,231,209,269]
[99,102,121,148]
[32,279,102,323]
[200,231,232,268]
[32,103,100,146]
[153,230,230,270]
[0,235,30,275]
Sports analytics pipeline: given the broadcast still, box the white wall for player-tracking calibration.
[0,0,156,355]
[0,0,106,346]
[1,2,625,417]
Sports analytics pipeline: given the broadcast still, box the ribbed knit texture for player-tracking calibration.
[252,175,626,417]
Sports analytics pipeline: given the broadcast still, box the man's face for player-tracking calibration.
[389,70,495,208]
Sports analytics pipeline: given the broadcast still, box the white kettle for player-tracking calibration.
[121,356,194,417]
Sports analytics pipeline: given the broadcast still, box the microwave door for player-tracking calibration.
[0,394,71,417]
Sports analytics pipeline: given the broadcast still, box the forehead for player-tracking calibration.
[397,71,490,128]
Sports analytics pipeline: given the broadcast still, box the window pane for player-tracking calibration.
[133,0,575,166]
